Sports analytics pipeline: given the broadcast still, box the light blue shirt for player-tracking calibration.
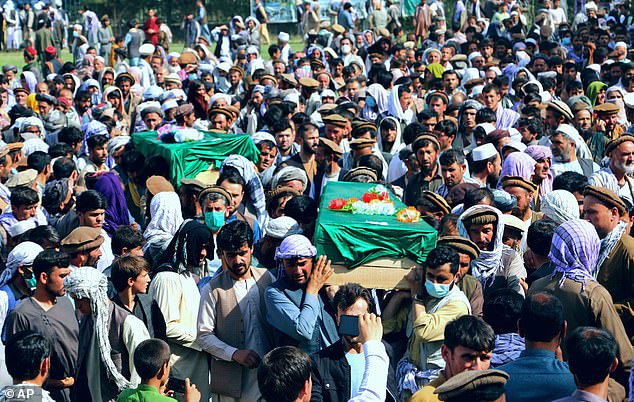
[346,351,366,398]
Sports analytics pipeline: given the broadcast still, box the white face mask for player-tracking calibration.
[341,44,352,55]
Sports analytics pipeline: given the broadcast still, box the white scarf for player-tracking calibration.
[457,205,506,286]
[595,220,627,277]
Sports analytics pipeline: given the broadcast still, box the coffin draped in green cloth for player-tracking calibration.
[314,181,437,268]
[131,130,259,185]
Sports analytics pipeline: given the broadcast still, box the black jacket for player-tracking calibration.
[310,340,397,402]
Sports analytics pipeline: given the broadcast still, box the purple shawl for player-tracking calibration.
[93,172,130,235]
[497,152,536,189]
[525,145,553,199]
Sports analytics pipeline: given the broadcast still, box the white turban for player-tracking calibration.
[64,267,131,391]
[541,190,581,224]
[0,242,43,288]
[275,234,317,260]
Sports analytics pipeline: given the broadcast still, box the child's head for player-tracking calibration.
[110,255,151,294]
[134,339,171,383]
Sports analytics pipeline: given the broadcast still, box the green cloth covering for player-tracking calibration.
[131,130,259,185]
[314,182,437,268]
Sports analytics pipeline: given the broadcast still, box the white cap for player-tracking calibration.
[321,89,336,98]
[502,141,526,153]
[585,1,598,11]
[278,32,290,42]
[616,41,628,50]
[503,214,527,233]
[217,61,232,73]
[162,99,179,112]
[284,92,300,105]
[475,122,496,136]
[252,131,276,145]
[139,43,155,56]
[556,123,580,139]
[472,143,498,162]
[265,216,303,239]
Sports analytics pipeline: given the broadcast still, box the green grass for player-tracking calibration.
[0,36,305,74]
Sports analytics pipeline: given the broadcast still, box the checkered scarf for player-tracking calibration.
[64,267,131,391]
[549,219,600,288]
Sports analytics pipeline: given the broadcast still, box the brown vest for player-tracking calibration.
[208,266,274,398]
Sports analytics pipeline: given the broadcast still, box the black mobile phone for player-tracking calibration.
[339,314,359,337]
[167,377,187,394]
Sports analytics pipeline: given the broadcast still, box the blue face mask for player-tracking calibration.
[561,37,571,46]
[204,211,225,231]
[366,96,377,108]
[188,73,198,81]
[425,280,453,299]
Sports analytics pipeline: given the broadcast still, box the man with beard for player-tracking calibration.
[198,220,275,401]
[469,143,502,189]
[265,234,338,354]
[583,186,634,341]
[594,102,625,141]
[590,136,634,204]
[284,121,319,185]
[550,124,599,178]
[178,178,206,220]
[115,72,141,118]
[438,150,478,198]
[61,226,104,269]
[273,118,297,164]
[405,135,443,206]
[544,101,574,136]
[5,250,78,402]
[457,205,526,299]
[572,103,608,165]
[311,283,398,401]
[310,138,342,203]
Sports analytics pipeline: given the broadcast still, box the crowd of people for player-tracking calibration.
[0,0,633,402]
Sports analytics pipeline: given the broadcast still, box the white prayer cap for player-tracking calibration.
[321,89,336,98]
[616,41,628,50]
[472,143,498,162]
[168,52,181,60]
[471,85,484,97]
[585,1,598,11]
[246,45,258,54]
[265,216,303,239]
[252,131,276,145]
[284,92,300,105]
[556,123,580,139]
[139,43,155,56]
[73,24,82,31]
[278,32,290,42]
[6,220,37,238]
[502,141,526,153]
[487,66,502,76]
[526,38,538,46]
[162,99,179,112]
[475,122,496,136]
[586,63,601,73]
[217,61,232,73]
[468,51,482,62]
[503,214,527,233]
[537,71,557,79]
